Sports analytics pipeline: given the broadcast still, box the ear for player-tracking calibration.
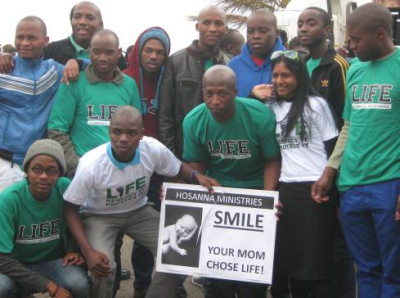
[118,47,122,58]
[227,44,234,54]
[99,21,104,30]
[195,22,199,32]
[375,27,386,40]
[235,87,238,96]
[323,25,332,38]
[44,36,49,47]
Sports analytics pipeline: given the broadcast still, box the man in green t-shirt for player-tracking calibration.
[183,65,280,298]
[0,139,89,298]
[48,29,140,177]
[312,3,400,298]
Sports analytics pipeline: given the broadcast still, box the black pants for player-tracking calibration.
[208,278,268,298]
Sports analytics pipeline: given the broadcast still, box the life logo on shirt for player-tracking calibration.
[276,121,309,150]
[16,219,60,244]
[206,140,251,160]
[351,84,393,110]
[106,176,146,206]
[86,104,122,126]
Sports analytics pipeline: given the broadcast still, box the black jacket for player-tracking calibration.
[157,40,229,158]
[44,37,127,70]
[307,48,349,128]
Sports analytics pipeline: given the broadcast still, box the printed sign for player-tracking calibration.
[156,183,278,284]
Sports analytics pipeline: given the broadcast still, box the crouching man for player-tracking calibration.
[63,106,219,298]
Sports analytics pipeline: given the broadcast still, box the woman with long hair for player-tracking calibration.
[255,50,338,298]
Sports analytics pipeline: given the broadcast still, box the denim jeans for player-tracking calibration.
[0,258,90,298]
[341,179,400,298]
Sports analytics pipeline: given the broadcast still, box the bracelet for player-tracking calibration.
[190,170,198,183]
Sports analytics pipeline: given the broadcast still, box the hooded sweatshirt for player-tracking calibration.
[124,27,171,138]
[228,38,285,97]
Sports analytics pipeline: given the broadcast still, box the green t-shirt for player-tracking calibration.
[48,71,141,157]
[0,178,70,263]
[306,57,322,77]
[183,97,280,188]
[205,59,215,70]
[339,48,400,190]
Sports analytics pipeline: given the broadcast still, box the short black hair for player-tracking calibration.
[305,7,331,27]
[248,9,277,29]
[19,16,47,36]
[91,29,120,47]
[347,3,393,36]
[70,1,102,21]
[220,28,241,50]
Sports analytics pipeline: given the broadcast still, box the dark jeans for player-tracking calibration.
[208,279,268,298]
[332,221,356,298]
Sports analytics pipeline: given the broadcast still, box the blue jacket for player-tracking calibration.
[0,56,64,165]
[228,38,286,97]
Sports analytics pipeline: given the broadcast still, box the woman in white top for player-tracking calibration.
[255,50,338,298]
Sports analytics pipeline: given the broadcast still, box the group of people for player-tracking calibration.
[0,1,399,298]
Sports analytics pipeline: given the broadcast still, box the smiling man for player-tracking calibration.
[228,9,285,98]
[43,1,126,69]
[48,29,140,177]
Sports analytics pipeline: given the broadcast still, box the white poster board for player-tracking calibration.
[156,183,278,284]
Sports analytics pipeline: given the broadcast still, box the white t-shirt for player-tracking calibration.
[267,96,338,182]
[64,137,181,214]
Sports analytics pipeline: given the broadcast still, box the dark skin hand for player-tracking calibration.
[0,53,79,85]
[61,252,85,267]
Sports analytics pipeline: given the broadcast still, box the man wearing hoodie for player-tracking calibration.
[123,27,174,298]
[228,10,285,98]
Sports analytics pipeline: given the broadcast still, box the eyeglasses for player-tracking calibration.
[30,166,59,176]
[271,50,299,62]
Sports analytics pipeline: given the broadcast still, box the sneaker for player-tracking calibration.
[191,275,205,288]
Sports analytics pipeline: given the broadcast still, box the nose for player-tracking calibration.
[209,22,217,32]
[119,133,129,143]
[149,51,158,60]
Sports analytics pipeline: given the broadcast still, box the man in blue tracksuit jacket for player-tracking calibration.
[0,16,83,191]
[228,10,285,98]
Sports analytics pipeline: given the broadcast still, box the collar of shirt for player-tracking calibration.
[106,143,141,170]
[85,64,124,85]
[69,35,90,59]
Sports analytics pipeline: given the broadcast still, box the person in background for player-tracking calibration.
[44,1,126,70]
[0,139,90,298]
[228,9,285,98]
[158,5,229,160]
[1,44,17,56]
[297,7,354,298]
[220,28,245,59]
[123,26,174,298]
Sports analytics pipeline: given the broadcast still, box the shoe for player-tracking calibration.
[120,268,131,280]
[191,275,205,288]
[133,287,148,298]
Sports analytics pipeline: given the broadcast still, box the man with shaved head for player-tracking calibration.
[0,16,84,191]
[63,106,219,298]
[312,3,400,297]
[183,65,280,297]
[44,1,126,69]
[158,5,229,160]
[48,29,140,177]
[228,9,285,98]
